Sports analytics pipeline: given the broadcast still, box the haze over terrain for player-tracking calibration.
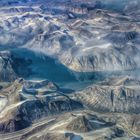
[0,0,139,140]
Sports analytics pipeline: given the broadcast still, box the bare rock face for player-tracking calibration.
[61,42,140,72]
[27,132,71,140]
[0,2,140,74]
[0,78,139,139]
[66,115,93,133]
[12,111,139,140]
[22,79,59,95]
[0,51,33,82]
[0,1,139,140]
[0,79,83,133]
[0,51,17,82]
[66,114,114,133]
[74,77,140,113]
[99,76,140,86]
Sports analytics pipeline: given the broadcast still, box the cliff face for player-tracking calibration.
[0,79,83,133]
[74,77,140,113]
[0,51,17,82]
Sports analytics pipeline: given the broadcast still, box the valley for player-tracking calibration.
[0,0,139,140]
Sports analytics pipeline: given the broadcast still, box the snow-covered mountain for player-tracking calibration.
[0,1,140,74]
[0,1,140,140]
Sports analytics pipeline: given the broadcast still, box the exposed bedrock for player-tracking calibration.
[0,79,83,133]
[74,77,140,113]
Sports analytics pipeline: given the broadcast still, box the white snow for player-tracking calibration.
[0,97,8,112]
[82,43,111,52]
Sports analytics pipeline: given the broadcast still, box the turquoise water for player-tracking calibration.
[1,47,140,91]
[11,48,77,82]
[9,48,113,90]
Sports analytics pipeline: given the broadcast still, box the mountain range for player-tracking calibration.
[0,0,139,140]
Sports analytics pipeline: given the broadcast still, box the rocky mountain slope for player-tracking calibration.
[0,77,139,140]
[74,77,140,113]
[0,0,140,140]
[0,0,140,74]
[0,78,83,133]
